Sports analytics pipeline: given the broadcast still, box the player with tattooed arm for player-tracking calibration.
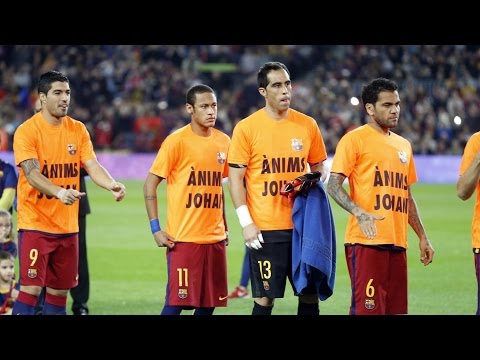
[12,70,126,315]
[327,78,434,315]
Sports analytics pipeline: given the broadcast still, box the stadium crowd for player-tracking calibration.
[0,45,479,154]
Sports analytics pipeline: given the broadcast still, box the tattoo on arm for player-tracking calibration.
[356,213,370,224]
[144,195,157,200]
[327,173,357,213]
[20,159,40,176]
[407,187,426,236]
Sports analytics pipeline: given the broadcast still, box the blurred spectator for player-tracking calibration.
[0,250,19,315]
[0,45,479,154]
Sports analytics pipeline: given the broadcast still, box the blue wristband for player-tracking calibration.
[150,219,161,234]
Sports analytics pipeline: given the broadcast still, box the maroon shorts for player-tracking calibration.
[164,241,228,308]
[345,245,407,315]
[18,230,78,289]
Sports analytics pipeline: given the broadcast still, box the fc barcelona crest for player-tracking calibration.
[291,138,303,151]
[67,144,77,155]
[217,152,226,164]
[263,280,270,291]
[178,288,188,299]
[28,268,37,279]
[365,298,375,310]
[398,151,407,164]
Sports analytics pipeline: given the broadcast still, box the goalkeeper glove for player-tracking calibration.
[280,171,322,202]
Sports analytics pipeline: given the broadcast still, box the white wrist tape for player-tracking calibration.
[236,205,253,228]
[56,188,67,199]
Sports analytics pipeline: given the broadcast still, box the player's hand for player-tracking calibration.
[153,231,176,249]
[354,210,385,240]
[56,188,86,205]
[109,181,126,201]
[419,238,434,266]
[242,223,264,250]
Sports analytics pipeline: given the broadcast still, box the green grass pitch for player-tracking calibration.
[37,180,477,315]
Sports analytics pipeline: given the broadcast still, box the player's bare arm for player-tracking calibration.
[21,158,40,176]
[227,165,247,209]
[407,187,434,265]
[327,172,366,219]
[310,161,328,182]
[20,158,84,205]
[228,164,263,249]
[327,173,359,214]
[327,172,384,240]
[407,187,428,237]
[83,158,126,201]
[143,173,175,249]
[221,189,229,246]
[457,151,480,200]
[144,172,161,218]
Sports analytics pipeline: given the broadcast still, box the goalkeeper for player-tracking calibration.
[227,61,328,315]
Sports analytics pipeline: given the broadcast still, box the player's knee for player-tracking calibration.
[46,287,69,297]
[20,285,43,297]
[255,296,274,307]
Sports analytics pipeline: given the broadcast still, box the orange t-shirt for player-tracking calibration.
[13,112,96,234]
[330,124,417,249]
[149,124,230,244]
[227,108,327,230]
[459,131,480,249]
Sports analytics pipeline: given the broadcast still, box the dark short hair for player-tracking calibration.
[186,84,215,106]
[361,78,398,110]
[38,70,69,96]
[0,249,14,262]
[257,62,290,89]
